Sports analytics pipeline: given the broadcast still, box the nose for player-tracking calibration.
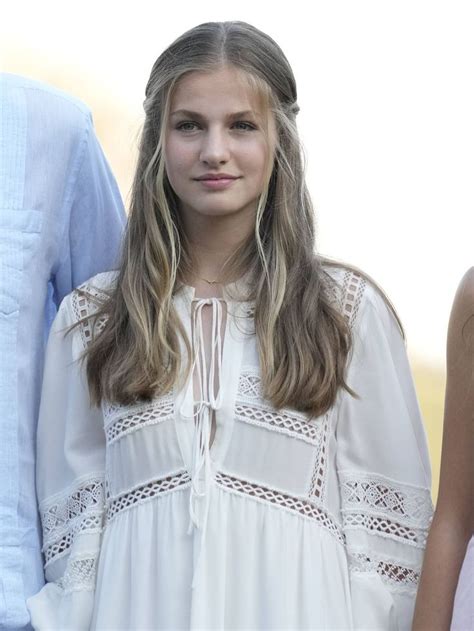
[199,126,230,166]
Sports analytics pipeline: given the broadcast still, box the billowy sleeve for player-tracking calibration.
[27,291,105,630]
[336,282,434,631]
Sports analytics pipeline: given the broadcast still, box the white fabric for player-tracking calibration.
[179,296,226,587]
[27,266,433,630]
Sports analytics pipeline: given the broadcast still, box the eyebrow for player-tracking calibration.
[170,109,259,119]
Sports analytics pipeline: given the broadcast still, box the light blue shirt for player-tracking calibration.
[0,73,126,630]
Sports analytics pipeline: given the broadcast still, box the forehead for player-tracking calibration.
[170,66,267,117]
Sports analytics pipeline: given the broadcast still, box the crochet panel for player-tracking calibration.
[103,390,175,445]
[340,270,367,329]
[106,470,191,524]
[216,471,345,545]
[343,513,428,547]
[57,555,98,594]
[308,413,331,503]
[71,281,110,350]
[40,474,105,567]
[339,471,433,548]
[305,270,367,505]
[348,550,421,594]
[235,370,322,446]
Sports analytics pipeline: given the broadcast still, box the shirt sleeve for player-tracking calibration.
[53,111,126,306]
[336,282,434,631]
[26,290,106,630]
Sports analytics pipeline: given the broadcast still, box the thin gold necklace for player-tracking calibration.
[199,276,221,285]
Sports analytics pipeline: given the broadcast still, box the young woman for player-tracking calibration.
[27,21,433,630]
[413,269,473,631]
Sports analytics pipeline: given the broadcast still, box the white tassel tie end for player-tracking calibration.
[178,297,225,588]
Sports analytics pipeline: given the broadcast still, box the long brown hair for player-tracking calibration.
[79,21,361,417]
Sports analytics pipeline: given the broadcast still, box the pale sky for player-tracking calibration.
[2,0,473,366]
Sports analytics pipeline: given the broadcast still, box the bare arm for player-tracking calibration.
[412,268,474,630]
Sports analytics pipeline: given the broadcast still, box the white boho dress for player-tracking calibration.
[27,266,433,630]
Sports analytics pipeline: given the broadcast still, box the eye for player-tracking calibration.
[176,121,200,132]
[233,121,257,131]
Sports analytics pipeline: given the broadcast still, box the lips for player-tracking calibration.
[195,174,240,181]
[195,177,239,190]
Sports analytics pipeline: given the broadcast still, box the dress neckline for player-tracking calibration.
[173,289,249,588]
[178,272,254,304]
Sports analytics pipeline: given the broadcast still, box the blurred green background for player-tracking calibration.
[412,362,445,503]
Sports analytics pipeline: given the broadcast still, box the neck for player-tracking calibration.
[182,209,254,286]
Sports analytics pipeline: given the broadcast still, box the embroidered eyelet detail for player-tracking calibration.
[106,470,191,524]
[235,403,321,445]
[235,371,322,445]
[308,413,331,503]
[378,560,420,592]
[343,513,428,547]
[104,391,175,445]
[40,475,105,567]
[71,282,110,349]
[339,471,433,527]
[41,478,103,541]
[216,471,345,545]
[348,550,420,594]
[341,271,366,329]
[238,372,261,399]
[44,514,103,567]
[57,555,98,594]
[339,471,432,547]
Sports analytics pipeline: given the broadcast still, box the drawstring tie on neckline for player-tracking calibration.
[178,297,225,588]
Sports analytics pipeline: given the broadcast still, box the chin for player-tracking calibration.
[193,205,248,218]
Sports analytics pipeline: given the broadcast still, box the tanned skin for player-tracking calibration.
[412,268,474,630]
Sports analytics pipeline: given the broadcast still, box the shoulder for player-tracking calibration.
[319,256,404,339]
[452,267,474,321]
[1,72,92,136]
[52,271,118,352]
[448,267,474,353]
[74,270,119,303]
[1,73,91,118]
[77,270,120,293]
[61,271,119,322]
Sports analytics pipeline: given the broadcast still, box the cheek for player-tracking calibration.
[244,138,269,164]
[164,139,194,178]
[242,142,271,185]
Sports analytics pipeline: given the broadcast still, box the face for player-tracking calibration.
[164,65,276,229]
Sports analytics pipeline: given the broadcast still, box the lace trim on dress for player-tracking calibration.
[216,471,345,544]
[44,514,103,567]
[308,413,331,503]
[40,475,105,567]
[104,391,175,444]
[106,470,191,524]
[339,471,432,547]
[348,550,420,594]
[343,512,428,547]
[305,274,367,502]
[235,371,322,445]
[57,555,98,595]
[339,471,433,527]
[340,271,367,328]
[237,370,261,399]
[71,282,109,349]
